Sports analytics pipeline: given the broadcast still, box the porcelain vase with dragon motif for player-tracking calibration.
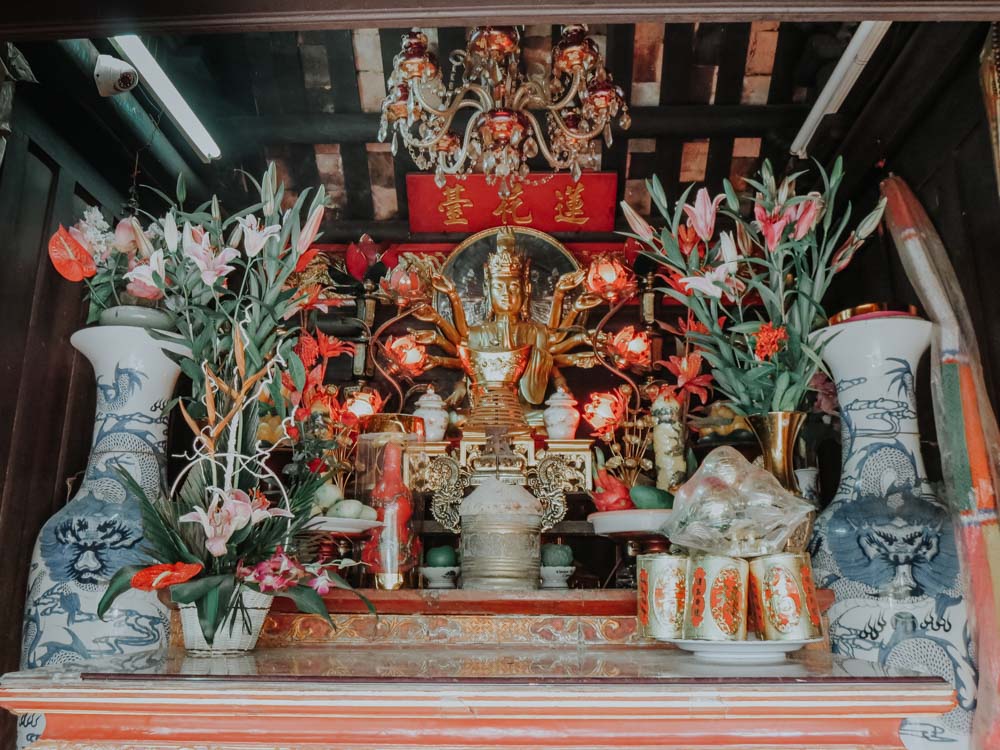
[18,326,182,746]
[810,316,976,750]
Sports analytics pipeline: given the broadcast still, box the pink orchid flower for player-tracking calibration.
[753,202,790,252]
[124,249,166,300]
[682,188,724,243]
[179,489,254,558]
[236,214,281,258]
[308,570,334,596]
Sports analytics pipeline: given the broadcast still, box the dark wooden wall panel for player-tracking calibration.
[0,102,123,750]
[830,24,1000,414]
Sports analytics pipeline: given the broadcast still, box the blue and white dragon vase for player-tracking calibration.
[811,316,977,749]
[18,325,181,746]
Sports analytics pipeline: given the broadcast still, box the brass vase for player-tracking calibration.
[746,411,806,493]
[747,411,813,552]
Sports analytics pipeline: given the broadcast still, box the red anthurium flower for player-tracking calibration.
[49,225,97,282]
[130,562,203,592]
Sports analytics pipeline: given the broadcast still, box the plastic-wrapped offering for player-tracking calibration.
[662,446,814,557]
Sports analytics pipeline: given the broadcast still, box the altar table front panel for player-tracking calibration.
[0,646,954,750]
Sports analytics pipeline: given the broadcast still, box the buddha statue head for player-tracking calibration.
[484,227,531,320]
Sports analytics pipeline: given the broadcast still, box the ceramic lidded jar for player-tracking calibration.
[543,387,581,439]
[460,478,542,590]
[412,387,449,442]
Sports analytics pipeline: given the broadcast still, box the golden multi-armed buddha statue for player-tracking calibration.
[412,227,600,434]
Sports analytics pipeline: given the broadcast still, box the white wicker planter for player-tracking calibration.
[178,588,273,656]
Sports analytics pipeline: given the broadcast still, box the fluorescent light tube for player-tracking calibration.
[111,34,221,162]
[789,21,891,160]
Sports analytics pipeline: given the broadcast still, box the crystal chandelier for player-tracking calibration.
[378,25,631,195]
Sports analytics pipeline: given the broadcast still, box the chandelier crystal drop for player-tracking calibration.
[378,25,631,195]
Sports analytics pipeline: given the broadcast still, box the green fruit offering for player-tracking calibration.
[541,543,574,567]
[425,545,458,567]
[314,482,343,511]
[630,485,673,509]
[328,499,364,519]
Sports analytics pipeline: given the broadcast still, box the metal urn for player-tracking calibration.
[460,478,543,590]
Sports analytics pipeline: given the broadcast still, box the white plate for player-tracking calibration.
[305,517,383,535]
[665,637,823,664]
[587,509,672,536]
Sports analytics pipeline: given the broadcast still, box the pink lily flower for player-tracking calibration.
[619,199,656,243]
[786,193,824,240]
[682,188,724,243]
[236,214,281,258]
[113,217,153,258]
[187,243,239,286]
[179,489,254,558]
[297,204,326,254]
[124,249,166,300]
[754,202,790,252]
[249,490,293,524]
[679,231,743,300]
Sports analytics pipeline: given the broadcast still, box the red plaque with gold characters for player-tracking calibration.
[407,173,617,233]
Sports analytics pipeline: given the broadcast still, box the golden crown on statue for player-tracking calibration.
[487,227,527,279]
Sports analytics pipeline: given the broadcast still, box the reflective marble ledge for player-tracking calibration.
[0,646,955,749]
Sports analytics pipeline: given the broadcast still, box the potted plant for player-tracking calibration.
[93,164,372,653]
[621,158,885,496]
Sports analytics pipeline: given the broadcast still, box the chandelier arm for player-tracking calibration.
[400,99,484,152]
[411,79,492,118]
[547,106,610,143]
[547,71,586,111]
[512,79,551,110]
[432,112,481,176]
[521,109,571,169]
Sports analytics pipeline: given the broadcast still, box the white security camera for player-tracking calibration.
[93,54,138,97]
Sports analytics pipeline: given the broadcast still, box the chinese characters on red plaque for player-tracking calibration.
[406,173,617,233]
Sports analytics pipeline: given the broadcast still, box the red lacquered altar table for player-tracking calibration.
[0,590,952,749]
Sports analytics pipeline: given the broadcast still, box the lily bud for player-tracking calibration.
[211,195,221,224]
[163,211,178,253]
[856,196,887,240]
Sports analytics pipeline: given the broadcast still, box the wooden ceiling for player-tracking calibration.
[124,20,906,241]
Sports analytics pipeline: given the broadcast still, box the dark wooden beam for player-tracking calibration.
[216,104,809,152]
[704,23,752,193]
[830,22,986,198]
[317,219,635,243]
[603,25,635,204]
[2,2,1000,39]
[324,29,375,221]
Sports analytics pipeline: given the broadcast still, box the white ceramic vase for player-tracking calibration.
[179,588,273,655]
[18,326,182,746]
[412,387,449,442]
[811,317,976,749]
[543,388,581,439]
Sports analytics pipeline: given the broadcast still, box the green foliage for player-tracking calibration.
[635,159,886,415]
